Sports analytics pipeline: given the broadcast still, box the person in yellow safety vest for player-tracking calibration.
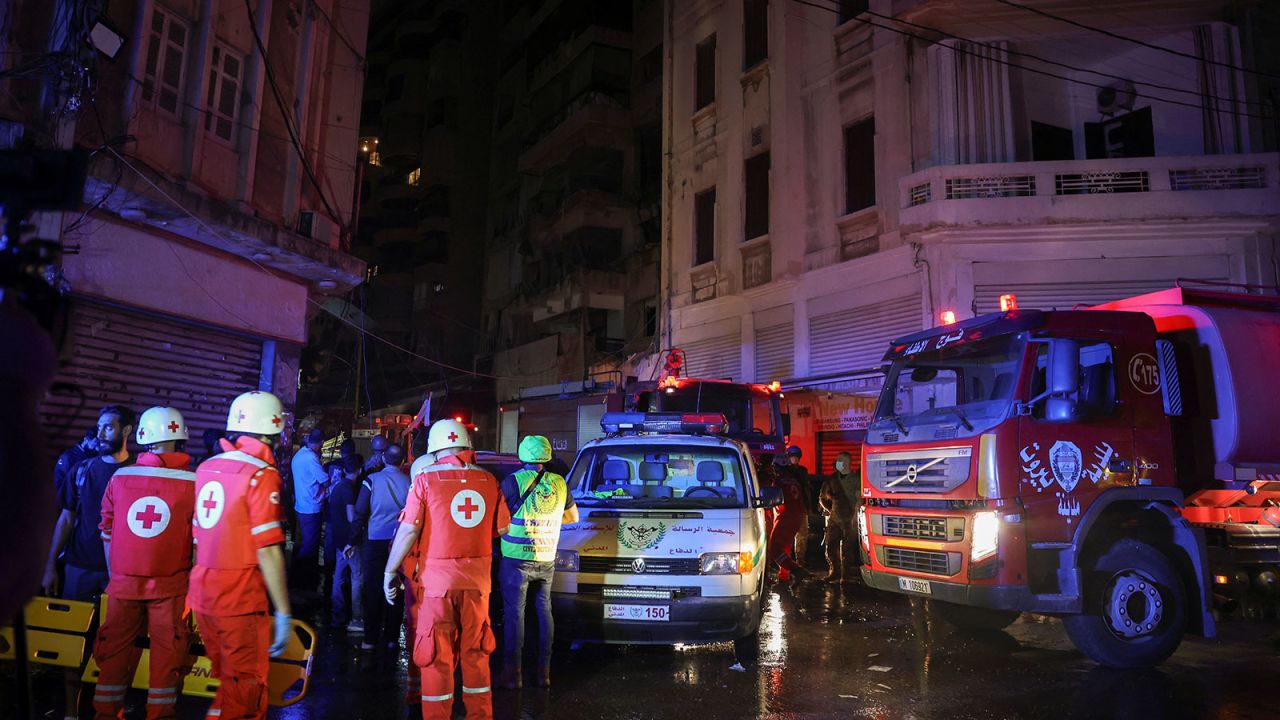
[496,435,579,690]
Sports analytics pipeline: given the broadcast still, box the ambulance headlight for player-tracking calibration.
[857,506,869,551]
[971,511,1000,562]
[554,550,579,572]
[700,552,752,575]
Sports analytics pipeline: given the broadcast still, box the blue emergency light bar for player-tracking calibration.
[600,412,728,435]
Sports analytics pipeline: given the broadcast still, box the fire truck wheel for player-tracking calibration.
[1063,539,1186,668]
[932,601,1021,633]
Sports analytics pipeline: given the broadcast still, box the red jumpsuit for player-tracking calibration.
[768,471,808,580]
[93,452,196,720]
[400,452,509,720]
[189,437,286,720]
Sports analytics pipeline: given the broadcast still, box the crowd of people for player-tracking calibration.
[41,394,579,720]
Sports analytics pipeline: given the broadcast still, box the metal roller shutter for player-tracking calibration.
[809,295,923,376]
[41,301,264,455]
[754,323,794,382]
[681,333,743,381]
[817,431,866,476]
[973,279,1223,315]
[577,402,608,449]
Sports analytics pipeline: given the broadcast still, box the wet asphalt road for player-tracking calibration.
[14,580,1280,720]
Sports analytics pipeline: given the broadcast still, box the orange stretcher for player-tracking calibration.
[0,595,315,706]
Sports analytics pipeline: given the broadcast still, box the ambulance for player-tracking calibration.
[551,412,783,659]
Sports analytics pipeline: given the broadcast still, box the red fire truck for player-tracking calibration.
[858,284,1280,667]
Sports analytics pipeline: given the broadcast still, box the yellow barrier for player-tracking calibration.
[2,596,315,706]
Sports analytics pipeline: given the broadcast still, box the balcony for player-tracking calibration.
[519,94,632,173]
[899,153,1280,230]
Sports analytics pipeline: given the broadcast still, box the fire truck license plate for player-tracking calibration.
[604,604,670,622]
[898,577,932,595]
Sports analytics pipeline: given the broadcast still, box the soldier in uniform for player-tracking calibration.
[383,419,510,720]
[92,407,197,719]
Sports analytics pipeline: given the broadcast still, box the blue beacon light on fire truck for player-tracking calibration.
[600,412,728,435]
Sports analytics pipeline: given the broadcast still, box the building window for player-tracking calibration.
[407,167,422,186]
[142,7,189,116]
[744,151,770,240]
[360,137,381,166]
[743,0,768,70]
[204,44,242,141]
[694,187,716,266]
[844,116,876,213]
[695,34,716,111]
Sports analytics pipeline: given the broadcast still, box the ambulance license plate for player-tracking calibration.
[604,604,670,622]
[898,577,932,595]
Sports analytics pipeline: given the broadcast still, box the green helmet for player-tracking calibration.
[518,435,553,464]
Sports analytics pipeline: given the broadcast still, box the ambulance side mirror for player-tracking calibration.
[757,487,784,508]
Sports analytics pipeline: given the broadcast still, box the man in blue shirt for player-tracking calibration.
[41,405,134,719]
[290,428,329,593]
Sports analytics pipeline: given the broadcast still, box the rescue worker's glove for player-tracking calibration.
[269,611,291,657]
[384,571,401,605]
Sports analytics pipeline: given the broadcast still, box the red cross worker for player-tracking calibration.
[93,406,196,720]
[188,392,292,720]
[383,418,510,720]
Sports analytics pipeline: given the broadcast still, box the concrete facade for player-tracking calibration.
[663,0,1280,394]
[3,0,369,448]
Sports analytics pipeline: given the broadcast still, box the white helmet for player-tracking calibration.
[136,406,188,445]
[427,418,471,454]
[227,391,285,436]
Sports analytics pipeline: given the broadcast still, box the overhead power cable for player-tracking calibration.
[860,6,1272,110]
[788,0,1275,123]
[994,0,1280,82]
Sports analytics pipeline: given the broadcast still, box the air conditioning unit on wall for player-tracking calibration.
[297,210,337,245]
[1096,80,1137,116]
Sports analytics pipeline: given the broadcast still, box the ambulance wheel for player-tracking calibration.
[1063,540,1186,668]
[932,601,1020,633]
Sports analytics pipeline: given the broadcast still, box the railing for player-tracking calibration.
[899,153,1279,224]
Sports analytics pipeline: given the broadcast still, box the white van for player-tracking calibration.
[551,413,782,657]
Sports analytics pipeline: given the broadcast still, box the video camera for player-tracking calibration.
[0,147,88,332]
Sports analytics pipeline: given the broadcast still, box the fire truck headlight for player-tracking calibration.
[971,511,1000,562]
[554,550,579,572]
[857,506,869,551]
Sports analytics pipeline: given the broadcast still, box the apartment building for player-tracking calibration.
[1,0,369,450]
[481,0,666,404]
[664,0,1280,469]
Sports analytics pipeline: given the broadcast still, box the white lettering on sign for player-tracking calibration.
[1128,353,1160,395]
[550,438,570,452]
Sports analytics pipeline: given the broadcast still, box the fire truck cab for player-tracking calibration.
[858,285,1280,667]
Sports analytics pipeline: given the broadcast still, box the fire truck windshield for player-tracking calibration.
[870,333,1026,441]
[654,384,778,440]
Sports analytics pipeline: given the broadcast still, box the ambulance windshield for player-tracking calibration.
[870,332,1026,442]
[569,444,749,509]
